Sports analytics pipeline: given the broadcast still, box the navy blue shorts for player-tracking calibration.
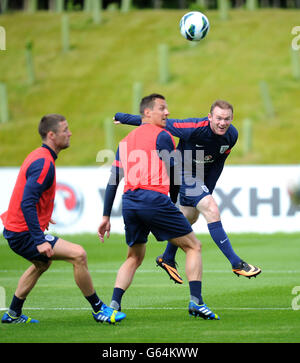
[3,229,59,263]
[122,200,193,247]
[179,183,210,207]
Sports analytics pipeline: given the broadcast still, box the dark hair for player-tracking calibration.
[210,100,233,115]
[139,93,165,115]
[38,114,66,140]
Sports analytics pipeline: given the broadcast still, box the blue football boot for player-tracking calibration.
[92,304,126,324]
[1,312,39,324]
[188,301,220,320]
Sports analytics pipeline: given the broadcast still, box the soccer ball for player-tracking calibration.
[179,11,210,41]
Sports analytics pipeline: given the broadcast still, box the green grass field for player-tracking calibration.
[0,9,300,165]
[0,232,299,343]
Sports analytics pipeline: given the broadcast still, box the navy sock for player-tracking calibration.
[189,281,204,305]
[9,295,25,317]
[207,221,241,267]
[162,242,178,263]
[85,292,103,312]
[110,287,125,311]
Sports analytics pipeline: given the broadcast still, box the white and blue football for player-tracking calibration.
[180,11,210,41]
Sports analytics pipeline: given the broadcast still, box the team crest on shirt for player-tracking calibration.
[201,185,209,193]
[45,234,55,242]
[220,145,230,154]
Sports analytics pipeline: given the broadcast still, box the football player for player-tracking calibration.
[113,100,261,283]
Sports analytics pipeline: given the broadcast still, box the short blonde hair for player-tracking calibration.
[210,100,233,115]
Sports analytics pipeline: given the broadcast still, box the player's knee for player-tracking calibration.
[127,252,144,269]
[34,260,52,274]
[193,239,202,253]
[187,232,202,253]
[197,196,220,221]
[73,246,88,266]
[181,207,199,225]
[178,233,202,253]
[132,254,144,268]
[208,205,220,221]
[201,200,220,222]
[186,213,198,225]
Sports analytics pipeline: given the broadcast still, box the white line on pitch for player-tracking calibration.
[0,269,299,274]
[0,307,293,311]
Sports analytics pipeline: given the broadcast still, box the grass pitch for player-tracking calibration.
[0,232,299,343]
[0,9,300,165]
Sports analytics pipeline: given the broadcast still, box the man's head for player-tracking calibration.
[208,100,233,136]
[139,93,169,128]
[38,114,72,153]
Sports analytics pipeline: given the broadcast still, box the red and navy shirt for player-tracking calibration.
[1,144,57,246]
[103,123,178,217]
[114,113,238,194]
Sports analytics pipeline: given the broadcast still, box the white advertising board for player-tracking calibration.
[0,165,299,235]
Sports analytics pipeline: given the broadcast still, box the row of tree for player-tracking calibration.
[1,0,300,13]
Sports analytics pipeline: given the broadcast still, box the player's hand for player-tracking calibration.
[46,218,56,230]
[98,216,111,243]
[37,242,54,258]
[113,117,121,125]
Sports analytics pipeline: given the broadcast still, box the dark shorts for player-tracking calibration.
[179,183,210,207]
[3,229,59,263]
[122,199,193,247]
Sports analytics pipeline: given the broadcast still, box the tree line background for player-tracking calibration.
[1,0,300,12]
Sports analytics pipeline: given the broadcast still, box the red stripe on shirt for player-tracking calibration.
[36,159,50,185]
[173,120,209,129]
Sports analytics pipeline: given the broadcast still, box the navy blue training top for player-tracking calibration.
[114,113,238,194]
